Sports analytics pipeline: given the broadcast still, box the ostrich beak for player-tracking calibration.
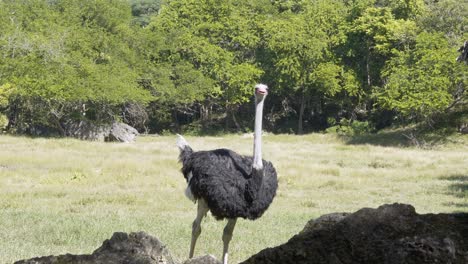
[255,84,268,95]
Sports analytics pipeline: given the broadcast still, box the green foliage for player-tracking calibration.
[375,0,425,19]
[130,0,161,26]
[0,84,16,108]
[148,0,264,109]
[0,0,153,133]
[0,0,150,105]
[310,63,360,96]
[377,32,466,121]
[418,0,468,43]
[326,118,372,136]
[0,114,7,130]
[351,7,398,55]
[0,0,465,135]
[264,11,327,86]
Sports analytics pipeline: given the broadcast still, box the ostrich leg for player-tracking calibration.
[222,218,237,264]
[189,199,209,259]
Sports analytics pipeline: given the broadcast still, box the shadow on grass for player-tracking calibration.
[440,174,468,210]
[343,130,409,147]
[343,127,462,148]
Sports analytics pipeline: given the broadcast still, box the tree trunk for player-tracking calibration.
[5,101,18,131]
[224,104,230,131]
[225,105,242,132]
[231,106,242,132]
[297,88,306,135]
[50,114,66,136]
[172,109,180,132]
[200,101,210,129]
[366,46,372,87]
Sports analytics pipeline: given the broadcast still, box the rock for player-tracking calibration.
[15,232,176,264]
[65,120,111,141]
[64,120,138,142]
[301,212,349,232]
[241,203,468,264]
[107,122,139,143]
[182,255,221,264]
[460,124,468,134]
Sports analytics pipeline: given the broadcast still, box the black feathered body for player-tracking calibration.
[179,146,277,220]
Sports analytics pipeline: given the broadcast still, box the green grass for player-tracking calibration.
[0,133,467,263]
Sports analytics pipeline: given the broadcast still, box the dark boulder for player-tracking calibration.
[15,232,176,264]
[241,203,468,264]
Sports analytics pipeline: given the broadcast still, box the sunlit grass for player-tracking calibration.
[0,133,467,263]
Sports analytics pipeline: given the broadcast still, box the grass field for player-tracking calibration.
[0,133,467,263]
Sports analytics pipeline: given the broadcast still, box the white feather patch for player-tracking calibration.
[176,134,189,151]
[185,172,196,203]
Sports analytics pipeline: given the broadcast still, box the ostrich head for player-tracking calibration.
[255,84,268,102]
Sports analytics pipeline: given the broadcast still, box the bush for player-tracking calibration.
[0,114,7,131]
[326,118,372,136]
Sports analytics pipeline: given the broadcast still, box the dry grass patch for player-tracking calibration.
[0,133,467,263]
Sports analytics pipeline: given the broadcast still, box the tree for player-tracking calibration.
[130,0,162,26]
[377,32,466,123]
[0,0,152,134]
[147,0,263,131]
[374,0,424,19]
[337,0,423,129]
[418,0,468,45]
[262,1,352,134]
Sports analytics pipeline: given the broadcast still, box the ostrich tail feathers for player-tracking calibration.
[176,134,189,151]
[176,134,193,163]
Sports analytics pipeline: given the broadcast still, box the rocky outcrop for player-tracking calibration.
[65,120,111,141]
[15,232,176,264]
[65,121,139,142]
[107,122,139,143]
[241,203,468,264]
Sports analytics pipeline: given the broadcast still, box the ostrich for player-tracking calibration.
[176,84,278,264]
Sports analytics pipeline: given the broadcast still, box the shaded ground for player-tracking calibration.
[441,174,468,210]
[344,127,467,148]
